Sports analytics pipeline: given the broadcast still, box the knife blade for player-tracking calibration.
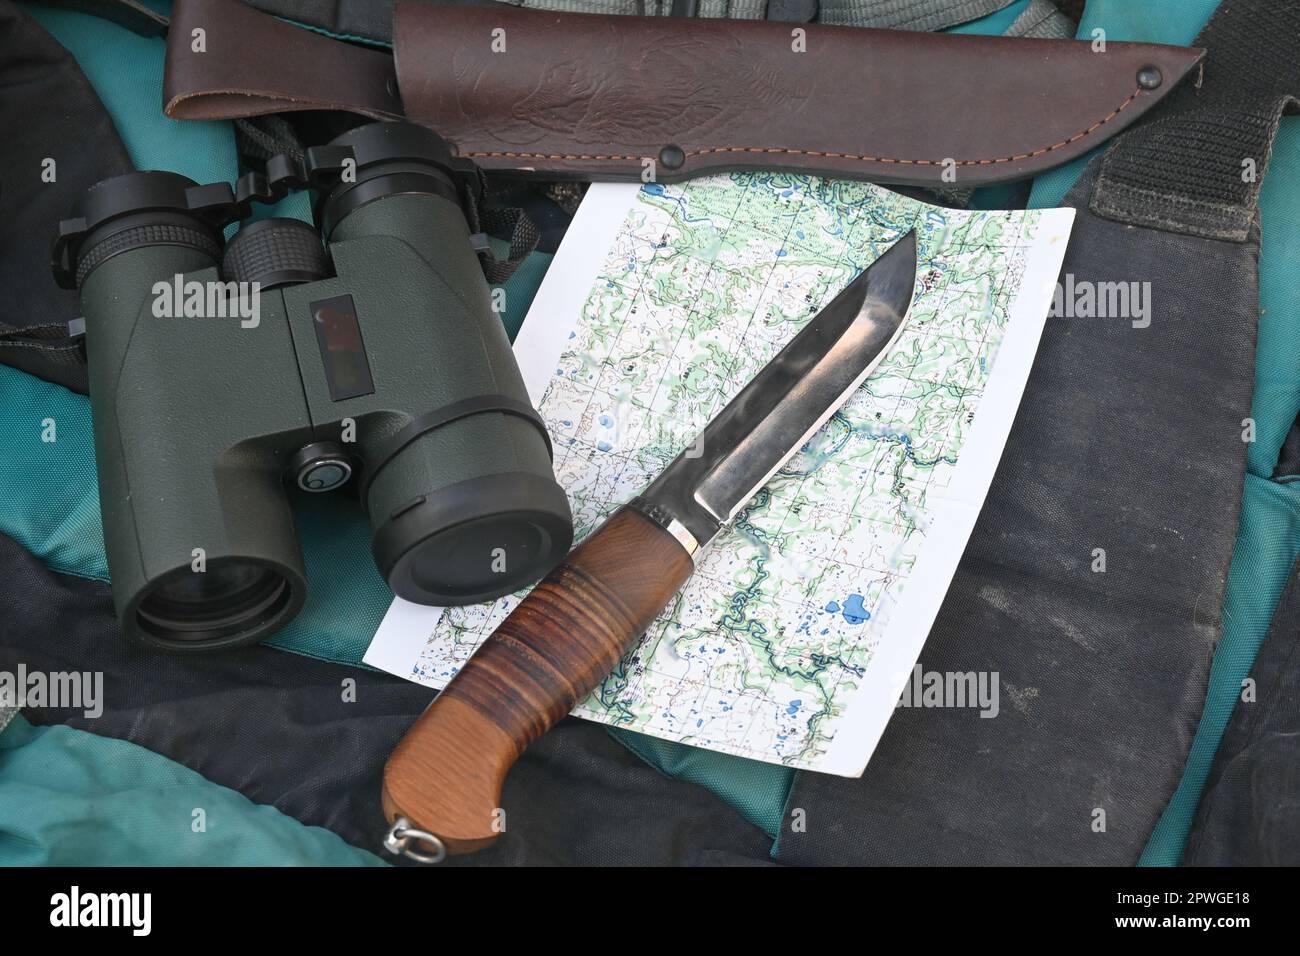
[638,229,918,559]
[381,229,918,861]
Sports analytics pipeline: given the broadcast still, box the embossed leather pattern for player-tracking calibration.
[394,4,1204,185]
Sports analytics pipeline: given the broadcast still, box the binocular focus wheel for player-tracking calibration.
[222,218,330,289]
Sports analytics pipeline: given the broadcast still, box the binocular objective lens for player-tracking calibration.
[136,562,293,648]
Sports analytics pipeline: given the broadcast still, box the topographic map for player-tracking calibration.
[367,173,1073,775]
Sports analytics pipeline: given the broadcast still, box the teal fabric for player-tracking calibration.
[25,4,233,183]
[1140,118,1300,865]
[0,715,384,865]
[1245,133,1300,480]
[497,251,553,341]
[613,731,796,836]
[1,364,106,581]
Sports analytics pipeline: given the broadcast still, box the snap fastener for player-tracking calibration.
[1137,66,1163,90]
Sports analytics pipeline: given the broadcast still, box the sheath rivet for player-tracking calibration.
[1137,66,1163,90]
[659,145,686,170]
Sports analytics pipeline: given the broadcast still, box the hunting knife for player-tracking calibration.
[382,229,918,861]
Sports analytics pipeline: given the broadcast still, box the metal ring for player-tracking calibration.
[383,817,447,864]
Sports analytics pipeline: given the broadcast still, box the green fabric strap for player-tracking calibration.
[1004,0,1073,37]
[504,0,1022,26]
[695,0,767,16]
[818,0,1005,29]
[501,0,766,17]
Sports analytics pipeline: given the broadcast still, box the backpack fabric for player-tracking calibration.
[2,0,1298,866]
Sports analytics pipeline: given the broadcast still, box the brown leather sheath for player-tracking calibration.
[165,0,403,121]
[162,0,1204,188]
[393,5,1204,185]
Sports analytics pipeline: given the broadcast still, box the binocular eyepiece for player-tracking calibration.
[53,121,573,652]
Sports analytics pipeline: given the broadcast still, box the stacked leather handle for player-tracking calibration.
[382,507,694,853]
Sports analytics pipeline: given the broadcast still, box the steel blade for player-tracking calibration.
[636,229,917,553]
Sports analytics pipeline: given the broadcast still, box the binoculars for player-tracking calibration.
[52,122,572,652]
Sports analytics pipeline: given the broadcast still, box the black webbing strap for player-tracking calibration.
[234,115,306,164]
[1090,0,1300,241]
[461,172,543,283]
[469,206,543,284]
[357,394,554,501]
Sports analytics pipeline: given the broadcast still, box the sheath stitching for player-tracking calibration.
[464,88,1143,166]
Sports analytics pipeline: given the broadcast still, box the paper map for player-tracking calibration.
[366,173,1073,776]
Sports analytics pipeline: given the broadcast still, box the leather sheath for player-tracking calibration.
[394,5,1204,185]
[165,0,403,121]
[162,0,1204,188]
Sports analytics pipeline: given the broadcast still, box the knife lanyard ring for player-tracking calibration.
[383,816,447,864]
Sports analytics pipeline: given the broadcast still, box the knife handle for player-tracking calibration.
[382,505,695,855]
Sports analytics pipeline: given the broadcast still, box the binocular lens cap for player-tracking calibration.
[326,121,459,171]
[373,472,573,607]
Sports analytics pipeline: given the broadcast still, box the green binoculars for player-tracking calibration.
[52,122,572,652]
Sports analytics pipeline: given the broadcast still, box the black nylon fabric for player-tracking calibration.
[1183,557,1300,866]
[244,0,403,42]
[776,157,1258,865]
[0,532,772,865]
[0,0,133,394]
